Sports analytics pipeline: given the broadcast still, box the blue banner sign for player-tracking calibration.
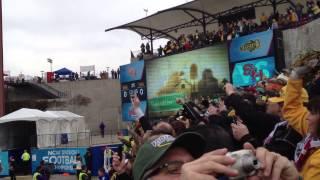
[229,30,274,63]
[0,151,9,176]
[232,56,276,87]
[120,61,147,121]
[122,101,147,121]
[91,144,121,176]
[31,147,87,174]
[120,61,145,83]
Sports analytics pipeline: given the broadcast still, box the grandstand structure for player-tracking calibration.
[105,0,297,54]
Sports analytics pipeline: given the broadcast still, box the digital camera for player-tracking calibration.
[176,99,207,125]
[227,150,261,180]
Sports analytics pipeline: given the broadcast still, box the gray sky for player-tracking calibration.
[3,0,187,76]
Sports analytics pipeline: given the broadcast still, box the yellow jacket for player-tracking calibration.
[312,5,320,15]
[283,79,320,180]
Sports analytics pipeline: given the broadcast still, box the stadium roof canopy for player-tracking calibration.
[105,0,296,42]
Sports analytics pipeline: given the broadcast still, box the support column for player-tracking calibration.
[0,0,5,116]
[150,29,154,54]
[202,13,207,36]
[272,0,277,14]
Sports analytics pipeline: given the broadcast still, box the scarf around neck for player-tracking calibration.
[294,133,320,170]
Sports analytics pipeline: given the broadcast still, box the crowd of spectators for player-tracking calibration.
[67,2,320,180]
[134,1,320,59]
[100,68,120,80]
[100,50,320,180]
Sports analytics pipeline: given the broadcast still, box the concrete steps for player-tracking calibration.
[28,81,68,98]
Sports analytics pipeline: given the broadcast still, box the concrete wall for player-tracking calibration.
[6,84,55,102]
[47,79,124,132]
[283,18,320,67]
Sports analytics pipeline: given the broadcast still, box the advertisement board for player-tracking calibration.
[146,44,230,118]
[231,57,276,87]
[120,61,145,83]
[91,144,121,176]
[80,65,95,73]
[0,152,9,176]
[31,147,87,174]
[229,30,274,63]
[120,61,147,121]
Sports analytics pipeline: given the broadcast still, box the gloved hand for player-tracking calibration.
[291,57,319,79]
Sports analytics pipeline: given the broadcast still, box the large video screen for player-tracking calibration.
[146,44,230,118]
[232,56,276,87]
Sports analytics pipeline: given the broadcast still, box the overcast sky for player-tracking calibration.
[3,0,188,76]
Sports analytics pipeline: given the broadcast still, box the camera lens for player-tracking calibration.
[242,155,259,174]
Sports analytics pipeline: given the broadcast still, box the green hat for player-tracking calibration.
[133,132,206,180]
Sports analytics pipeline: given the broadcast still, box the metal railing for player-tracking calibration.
[36,131,121,148]
[1,131,122,150]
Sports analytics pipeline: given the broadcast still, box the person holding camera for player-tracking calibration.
[224,82,303,160]
[224,84,281,148]
[181,143,299,180]
[111,132,299,180]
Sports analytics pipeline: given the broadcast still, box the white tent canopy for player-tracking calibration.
[46,111,84,121]
[0,108,88,149]
[0,108,57,123]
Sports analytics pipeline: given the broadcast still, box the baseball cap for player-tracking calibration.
[133,132,206,180]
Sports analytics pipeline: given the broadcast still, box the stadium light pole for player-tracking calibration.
[40,70,44,79]
[143,8,154,54]
[106,67,110,79]
[143,9,148,17]
[0,0,5,116]
[47,58,53,72]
